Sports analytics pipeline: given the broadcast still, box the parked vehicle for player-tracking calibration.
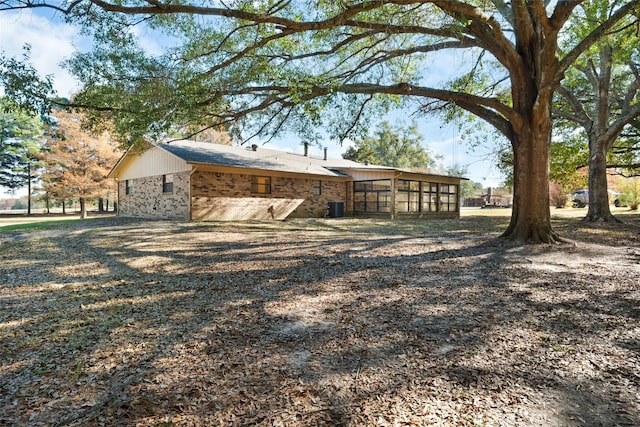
[572,189,588,208]
[571,189,623,208]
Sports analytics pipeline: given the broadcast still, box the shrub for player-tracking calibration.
[11,198,28,210]
[618,177,640,211]
[549,182,568,208]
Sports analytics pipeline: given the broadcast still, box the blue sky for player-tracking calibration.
[1,9,504,197]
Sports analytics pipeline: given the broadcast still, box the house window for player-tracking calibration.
[423,183,438,212]
[397,180,421,212]
[251,176,271,194]
[163,174,174,193]
[354,180,391,213]
[312,180,321,195]
[439,184,459,212]
[125,179,133,195]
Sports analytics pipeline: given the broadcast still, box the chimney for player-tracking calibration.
[323,147,328,160]
[303,142,309,157]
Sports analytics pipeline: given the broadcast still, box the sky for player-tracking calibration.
[0,9,505,198]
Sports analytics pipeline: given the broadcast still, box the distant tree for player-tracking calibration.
[11,197,27,210]
[464,180,484,200]
[343,121,440,170]
[42,109,120,218]
[549,132,589,197]
[187,127,235,146]
[445,163,483,201]
[0,98,44,214]
[0,198,17,210]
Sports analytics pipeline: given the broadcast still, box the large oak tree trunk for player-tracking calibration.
[584,137,621,223]
[501,11,565,244]
[502,120,561,243]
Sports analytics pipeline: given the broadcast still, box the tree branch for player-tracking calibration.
[430,0,518,68]
[558,0,640,83]
[213,81,516,140]
[556,84,592,128]
[602,104,640,147]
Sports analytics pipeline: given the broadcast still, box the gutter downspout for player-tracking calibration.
[115,178,120,217]
[189,166,198,221]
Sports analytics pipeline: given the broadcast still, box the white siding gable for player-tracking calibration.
[114,146,191,180]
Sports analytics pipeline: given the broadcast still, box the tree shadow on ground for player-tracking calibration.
[1,216,639,426]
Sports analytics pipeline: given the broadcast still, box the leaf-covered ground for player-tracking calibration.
[1,215,639,426]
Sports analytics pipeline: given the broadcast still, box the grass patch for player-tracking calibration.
[0,219,81,233]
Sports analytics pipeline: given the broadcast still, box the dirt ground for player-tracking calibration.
[1,214,639,426]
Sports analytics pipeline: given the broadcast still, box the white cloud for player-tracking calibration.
[131,25,169,56]
[0,10,81,97]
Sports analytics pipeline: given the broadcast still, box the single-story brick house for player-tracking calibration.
[108,140,464,221]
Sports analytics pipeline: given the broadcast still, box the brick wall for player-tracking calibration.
[117,171,190,219]
[191,170,348,221]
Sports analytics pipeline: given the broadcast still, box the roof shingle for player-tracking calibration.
[155,140,364,177]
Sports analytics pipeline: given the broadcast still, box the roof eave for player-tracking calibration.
[186,161,350,179]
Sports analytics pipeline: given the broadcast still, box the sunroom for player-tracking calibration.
[330,166,463,219]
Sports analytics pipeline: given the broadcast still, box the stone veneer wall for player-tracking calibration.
[191,170,348,221]
[118,171,191,219]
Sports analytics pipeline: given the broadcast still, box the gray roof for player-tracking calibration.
[155,140,370,177]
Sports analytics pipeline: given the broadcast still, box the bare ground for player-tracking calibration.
[1,215,639,426]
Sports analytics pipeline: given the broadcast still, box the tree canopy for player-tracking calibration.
[2,0,640,243]
[342,120,440,170]
[41,109,120,218]
[0,46,54,117]
[0,98,44,196]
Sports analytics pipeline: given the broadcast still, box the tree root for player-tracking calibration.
[500,227,569,245]
[581,213,624,224]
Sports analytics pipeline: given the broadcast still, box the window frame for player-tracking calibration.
[251,175,272,194]
[422,182,439,212]
[312,179,321,196]
[125,179,133,195]
[397,179,421,213]
[439,184,459,212]
[353,180,392,213]
[162,174,174,194]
